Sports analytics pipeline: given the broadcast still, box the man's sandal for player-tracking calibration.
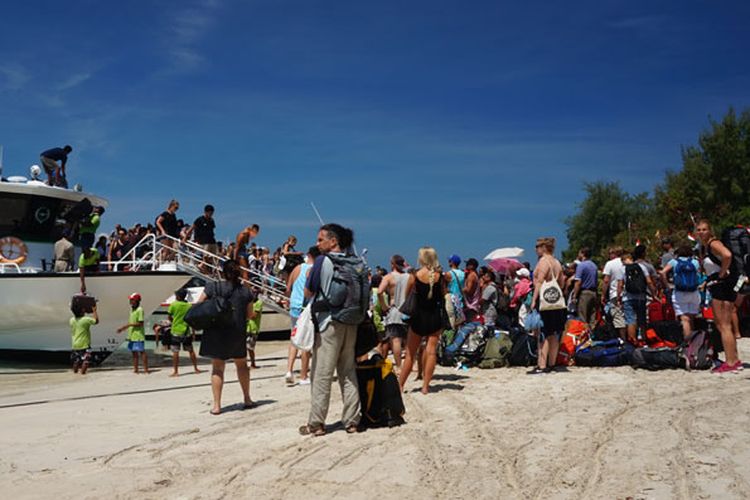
[298,424,326,437]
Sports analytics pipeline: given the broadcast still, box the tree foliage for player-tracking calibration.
[563,181,650,262]
[655,108,750,230]
[564,107,750,262]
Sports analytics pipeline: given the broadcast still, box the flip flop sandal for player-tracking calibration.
[298,424,326,437]
[345,425,359,434]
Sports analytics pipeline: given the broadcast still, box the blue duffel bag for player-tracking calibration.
[574,338,634,367]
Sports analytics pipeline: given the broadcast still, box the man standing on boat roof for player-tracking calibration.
[39,145,72,187]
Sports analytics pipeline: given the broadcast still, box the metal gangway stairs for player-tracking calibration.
[111,233,291,315]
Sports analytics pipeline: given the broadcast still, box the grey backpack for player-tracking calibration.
[681,330,714,370]
[316,254,371,325]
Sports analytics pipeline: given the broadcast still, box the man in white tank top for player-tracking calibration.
[377,255,409,369]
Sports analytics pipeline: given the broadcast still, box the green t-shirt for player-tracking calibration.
[127,306,145,341]
[79,250,100,269]
[70,316,96,350]
[167,300,191,336]
[246,299,264,335]
[80,214,101,234]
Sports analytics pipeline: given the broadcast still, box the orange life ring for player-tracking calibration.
[0,236,28,265]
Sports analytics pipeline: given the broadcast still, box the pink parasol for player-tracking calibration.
[487,258,523,275]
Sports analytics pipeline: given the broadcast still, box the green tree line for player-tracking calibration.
[564,107,750,264]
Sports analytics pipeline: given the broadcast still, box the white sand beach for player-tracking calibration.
[1,339,750,500]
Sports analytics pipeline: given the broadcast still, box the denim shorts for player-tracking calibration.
[128,341,145,352]
[623,299,647,326]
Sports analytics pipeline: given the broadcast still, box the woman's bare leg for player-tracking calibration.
[421,333,440,394]
[679,314,693,340]
[234,358,252,405]
[715,300,740,365]
[300,351,310,380]
[398,331,421,390]
[211,359,225,413]
[546,335,560,368]
[538,333,549,369]
[287,344,298,374]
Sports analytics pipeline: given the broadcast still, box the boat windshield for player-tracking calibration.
[0,192,77,241]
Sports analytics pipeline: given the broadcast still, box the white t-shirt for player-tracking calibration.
[702,256,721,276]
[603,257,624,300]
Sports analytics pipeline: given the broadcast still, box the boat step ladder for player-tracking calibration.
[110,234,291,315]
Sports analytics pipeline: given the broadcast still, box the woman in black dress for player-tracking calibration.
[399,247,447,394]
[198,259,255,414]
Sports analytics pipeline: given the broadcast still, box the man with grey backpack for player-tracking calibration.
[299,223,370,436]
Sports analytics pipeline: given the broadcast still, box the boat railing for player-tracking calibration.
[0,262,23,274]
[108,233,290,314]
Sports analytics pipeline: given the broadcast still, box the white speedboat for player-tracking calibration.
[0,169,191,363]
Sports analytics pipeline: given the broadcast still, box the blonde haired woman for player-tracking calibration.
[530,237,567,374]
[399,247,447,394]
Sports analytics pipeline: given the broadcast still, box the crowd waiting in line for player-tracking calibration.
[69,216,748,436]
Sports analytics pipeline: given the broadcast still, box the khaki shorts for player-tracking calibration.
[40,156,58,174]
[202,243,219,255]
[609,303,626,329]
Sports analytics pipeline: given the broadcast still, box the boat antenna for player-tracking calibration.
[0,145,4,179]
[310,202,325,225]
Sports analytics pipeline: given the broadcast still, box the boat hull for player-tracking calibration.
[0,271,190,354]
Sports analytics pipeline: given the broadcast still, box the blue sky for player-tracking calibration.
[1,0,749,268]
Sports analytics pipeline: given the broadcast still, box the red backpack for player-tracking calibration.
[556,319,590,366]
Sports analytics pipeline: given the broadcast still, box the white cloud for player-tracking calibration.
[57,71,94,91]
[0,64,30,91]
[160,0,222,75]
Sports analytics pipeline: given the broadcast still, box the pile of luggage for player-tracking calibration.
[437,317,722,371]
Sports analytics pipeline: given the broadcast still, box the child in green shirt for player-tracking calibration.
[246,297,264,369]
[116,292,149,374]
[70,303,99,374]
[167,289,202,377]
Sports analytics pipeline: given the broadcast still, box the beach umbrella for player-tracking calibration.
[487,258,523,275]
[484,247,524,261]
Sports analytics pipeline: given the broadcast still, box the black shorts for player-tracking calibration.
[384,324,408,340]
[709,276,738,303]
[71,349,91,365]
[170,335,193,352]
[540,309,567,338]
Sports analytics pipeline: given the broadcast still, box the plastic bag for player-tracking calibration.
[291,303,315,352]
[525,309,544,332]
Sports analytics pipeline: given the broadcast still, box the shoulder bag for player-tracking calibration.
[539,268,566,312]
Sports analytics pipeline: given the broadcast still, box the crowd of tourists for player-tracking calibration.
[68,213,748,435]
[55,199,306,294]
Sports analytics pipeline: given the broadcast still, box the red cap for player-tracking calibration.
[128,293,141,301]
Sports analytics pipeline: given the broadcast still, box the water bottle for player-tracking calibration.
[734,274,747,293]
